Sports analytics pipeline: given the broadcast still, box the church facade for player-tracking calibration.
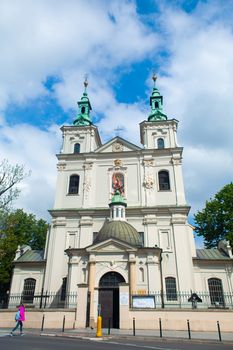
[10,78,233,328]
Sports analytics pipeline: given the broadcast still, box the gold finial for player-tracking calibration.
[152,73,157,87]
[84,74,88,90]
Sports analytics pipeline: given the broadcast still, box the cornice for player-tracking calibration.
[56,147,183,161]
[48,205,191,218]
[193,258,232,263]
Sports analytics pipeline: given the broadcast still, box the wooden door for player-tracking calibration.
[99,289,113,328]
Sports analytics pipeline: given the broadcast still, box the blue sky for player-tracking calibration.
[1,0,233,247]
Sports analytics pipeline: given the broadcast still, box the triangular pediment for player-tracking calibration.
[86,238,137,253]
[95,136,141,154]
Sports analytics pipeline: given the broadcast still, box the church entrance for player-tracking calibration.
[98,272,125,328]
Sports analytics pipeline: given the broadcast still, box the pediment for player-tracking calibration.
[95,136,141,154]
[86,238,137,253]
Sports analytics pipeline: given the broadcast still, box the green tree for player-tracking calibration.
[0,209,48,294]
[194,183,233,249]
[0,159,30,210]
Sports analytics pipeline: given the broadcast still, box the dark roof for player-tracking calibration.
[17,250,45,262]
[196,248,230,260]
[94,220,142,247]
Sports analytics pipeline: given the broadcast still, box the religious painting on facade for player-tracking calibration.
[112,172,124,196]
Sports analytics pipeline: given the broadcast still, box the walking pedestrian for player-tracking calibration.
[10,303,25,336]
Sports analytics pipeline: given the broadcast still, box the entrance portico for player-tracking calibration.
[99,271,125,328]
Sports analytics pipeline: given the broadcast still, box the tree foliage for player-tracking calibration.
[0,159,29,210]
[194,183,233,249]
[0,209,48,294]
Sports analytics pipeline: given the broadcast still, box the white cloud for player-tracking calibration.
[155,1,233,215]
[0,0,159,110]
[0,0,159,220]
[0,122,60,220]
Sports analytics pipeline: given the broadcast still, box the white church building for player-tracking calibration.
[10,77,233,328]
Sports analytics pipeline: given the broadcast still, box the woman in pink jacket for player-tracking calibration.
[10,303,25,336]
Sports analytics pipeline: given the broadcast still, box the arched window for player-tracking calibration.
[81,106,85,114]
[22,278,36,304]
[99,272,125,287]
[158,170,170,191]
[208,278,224,306]
[74,143,80,153]
[157,138,165,149]
[68,175,80,194]
[154,101,159,108]
[165,277,177,301]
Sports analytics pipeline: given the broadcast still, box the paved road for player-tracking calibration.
[0,334,232,350]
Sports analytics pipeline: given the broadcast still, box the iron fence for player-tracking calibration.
[1,290,233,310]
[130,291,233,310]
[0,291,77,309]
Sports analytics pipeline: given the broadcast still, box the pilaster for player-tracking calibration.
[75,284,88,328]
[119,283,130,329]
[88,258,96,328]
[129,253,136,294]
[79,216,93,247]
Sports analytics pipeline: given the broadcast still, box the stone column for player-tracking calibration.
[88,258,96,327]
[172,215,194,291]
[43,217,67,293]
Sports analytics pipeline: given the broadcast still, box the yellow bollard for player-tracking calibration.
[96,315,102,337]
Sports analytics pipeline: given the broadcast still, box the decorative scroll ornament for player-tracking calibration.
[171,158,182,165]
[112,142,123,152]
[100,261,127,271]
[83,162,93,198]
[143,159,154,167]
[143,175,154,189]
[57,163,66,171]
[114,159,122,167]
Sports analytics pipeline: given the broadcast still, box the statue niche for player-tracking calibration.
[112,172,124,196]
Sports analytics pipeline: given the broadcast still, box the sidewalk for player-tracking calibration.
[1,327,232,343]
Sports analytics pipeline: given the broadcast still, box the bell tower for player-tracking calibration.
[73,78,92,126]
[140,75,178,149]
[60,78,101,154]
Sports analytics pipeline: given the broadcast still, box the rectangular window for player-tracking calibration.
[165,277,177,301]
[139,232,144,246]
[68,175,80,194]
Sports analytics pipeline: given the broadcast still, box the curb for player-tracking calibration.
[39,331,233,345]
[1,329,233,345]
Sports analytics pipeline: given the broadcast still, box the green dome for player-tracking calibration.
[94,220,142,247]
